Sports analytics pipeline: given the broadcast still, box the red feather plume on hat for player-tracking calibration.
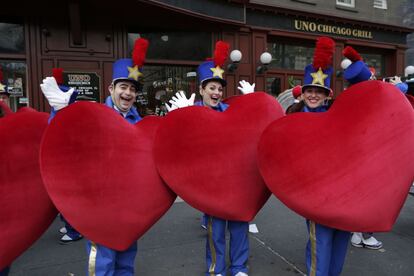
[292,85,302,99]
[52,68,64,85]
[132,38,149,68]
[213,41,230,68]
[312,37,335,70]
[343,46,362,62]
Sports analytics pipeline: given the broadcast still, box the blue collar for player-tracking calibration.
[302,105,328,113]
[104,96,142,124]
[194,100,229,112]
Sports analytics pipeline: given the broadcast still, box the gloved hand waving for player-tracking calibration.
[165,91,195,112]
[40,77,75,111]
[237,80,255,95]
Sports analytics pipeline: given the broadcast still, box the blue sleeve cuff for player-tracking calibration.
[396,82,408,94]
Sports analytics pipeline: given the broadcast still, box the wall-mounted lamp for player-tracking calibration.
[227,50,242,72]
[256,52,272,74]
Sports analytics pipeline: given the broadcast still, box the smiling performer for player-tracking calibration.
[197,41,252,276]
[286,37,351,276]
[165,41,254,276]
[41,38,148,276]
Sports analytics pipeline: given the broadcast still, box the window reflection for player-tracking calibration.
[138,65,197,117]
[268,42,314,70]
[0,61,27,112]
[128,32,211,61]
[266,77,281,97]
[0,23,25,53]
[360,53,385,78]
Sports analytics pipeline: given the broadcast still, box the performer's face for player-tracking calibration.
[302,87,328,109]
[109,81,137,112]
[199,81,223,108]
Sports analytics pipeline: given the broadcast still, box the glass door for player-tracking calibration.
[139,65,197,117]
[0,60,27,112]
[266,72,304,110]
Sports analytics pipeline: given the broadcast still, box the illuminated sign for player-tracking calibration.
[294,20,373,39]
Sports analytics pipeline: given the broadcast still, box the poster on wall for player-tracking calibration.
[7,77,24,97]
[63,72,100,102]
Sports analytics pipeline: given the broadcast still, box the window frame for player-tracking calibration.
[336,0,355,8]
[373,0,387,9]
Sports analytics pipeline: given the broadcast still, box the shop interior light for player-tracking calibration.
[256,52,272,74]
[227,50,242,72]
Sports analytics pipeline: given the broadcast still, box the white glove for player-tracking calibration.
[40,77,75,111]
[390,76,402,85]
[165,91,195,112]
[165,102,178,112]
[237,80,255,95]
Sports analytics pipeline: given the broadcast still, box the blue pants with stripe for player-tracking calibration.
[86,240,137,276]
[205,215,249,276]
[306,220,350,276]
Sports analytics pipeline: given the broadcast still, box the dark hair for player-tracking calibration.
[286,101,305,114]
[201,79,225,89]
[286,99,334,114]
[113,79,142,92]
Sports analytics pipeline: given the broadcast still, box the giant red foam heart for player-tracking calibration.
[40,102,176,250]
[258,81,414,232]
[0,112,57,270]
[154,92,284,221]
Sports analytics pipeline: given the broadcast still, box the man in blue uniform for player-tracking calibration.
[40,40,147,276]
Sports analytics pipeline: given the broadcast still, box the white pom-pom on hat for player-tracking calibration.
[341,58,352,70]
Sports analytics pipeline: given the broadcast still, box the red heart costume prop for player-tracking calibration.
[154,92,284,221]
[0,112,57,270]
[258,81,414,232]
[40,102,176,250]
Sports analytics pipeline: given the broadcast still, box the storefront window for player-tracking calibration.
[267,42,314,70]
[0,23,25,53]
[137,65,197,116]
[128,32,211,61]
[360,53,385,78]
[266,77,282,97]
[266,75,303,98]
[0,61,27,111]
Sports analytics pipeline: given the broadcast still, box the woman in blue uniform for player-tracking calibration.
[287,37,351,276]
[166,41,253,276]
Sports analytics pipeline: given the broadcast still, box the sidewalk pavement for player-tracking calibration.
[9,195,414,275]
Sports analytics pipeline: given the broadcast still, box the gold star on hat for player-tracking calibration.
[210,66,224,79]
[311,68,328,86]
[0,83,5,93]
[127,65,143,81]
